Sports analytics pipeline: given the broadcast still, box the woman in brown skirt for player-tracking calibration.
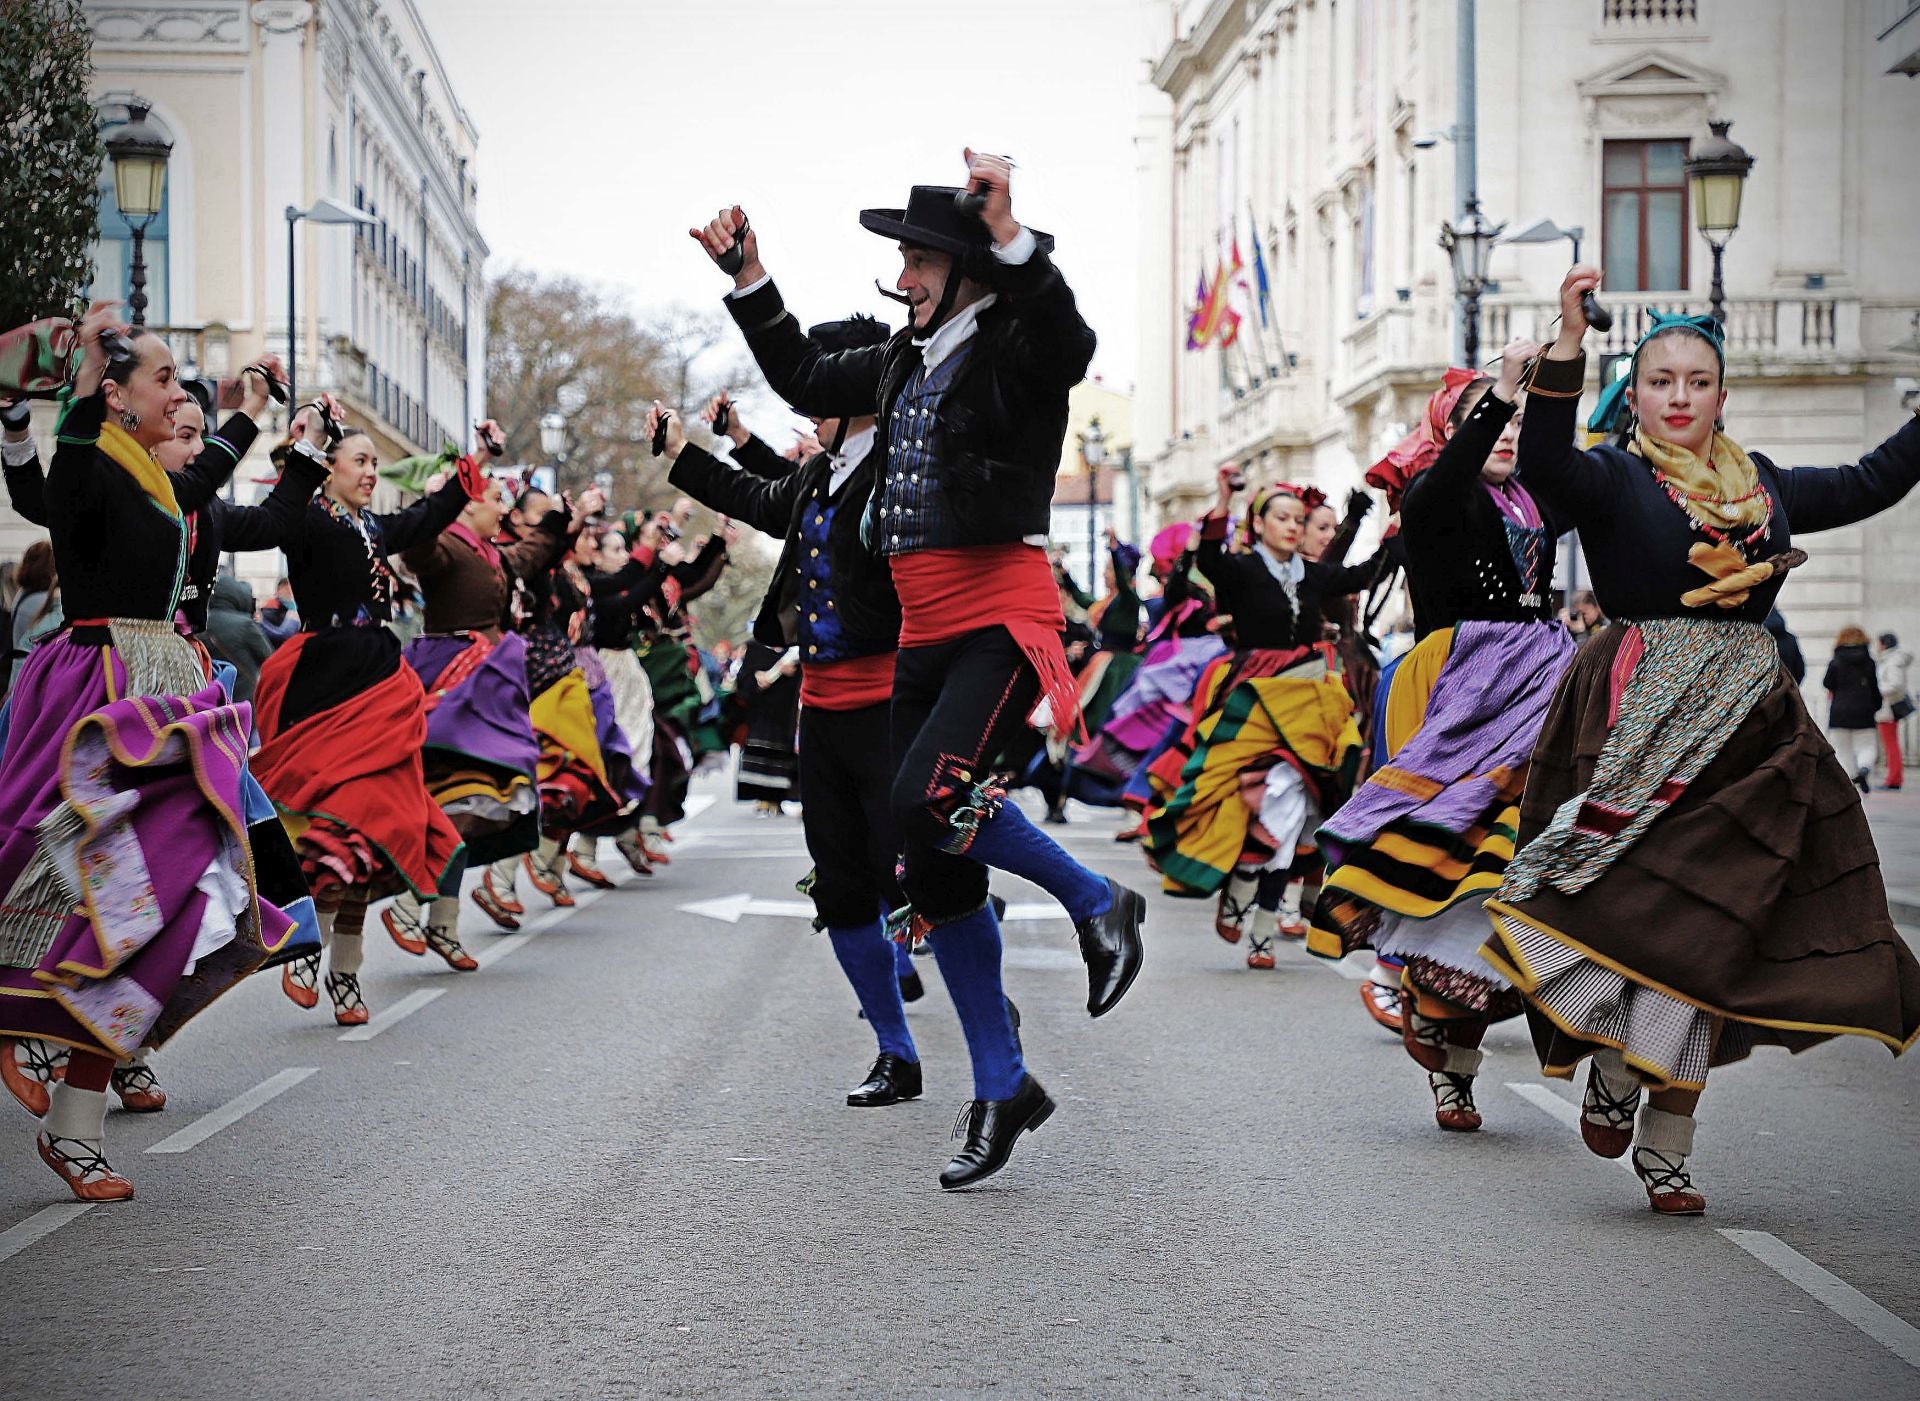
[1480,267,1920,1215]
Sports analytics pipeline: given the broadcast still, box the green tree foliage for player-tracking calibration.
[0,0,103,330]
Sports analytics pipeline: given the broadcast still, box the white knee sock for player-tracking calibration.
[570,833,597,860]
[1440,1043,1483,1076]
[426,897,459,933]
[487,856,519,891]
[1592,1046,1640,1100]
[46,1083,109,1142]
[536,835,563,867]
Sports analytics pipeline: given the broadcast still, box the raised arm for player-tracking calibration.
[373,471,472,555]
[498,511,569,580]
[1773,415,1920,535]
[2,429,46,526]
[1311,540,1392,599]
[170,356,284,513]
[217,442,326,552]
[732,432,797,482]
[1401,341,1536,529]
[1513,267,1631,527]
[659,405,804,538]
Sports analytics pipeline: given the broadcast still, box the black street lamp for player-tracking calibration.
[1080,416,1107,597]
[284,196,378,409]
[1684,120,1755,328]
[104,101,172,327]
[1440,199,1503,366]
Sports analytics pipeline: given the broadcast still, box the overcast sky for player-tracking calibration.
[416,0,1147,398]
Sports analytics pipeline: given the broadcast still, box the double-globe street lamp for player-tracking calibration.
[285,196,378,408]
[104,101,172,328]
[1683,119,1755,328]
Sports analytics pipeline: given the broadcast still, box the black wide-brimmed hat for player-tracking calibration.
[858,185,1054,266]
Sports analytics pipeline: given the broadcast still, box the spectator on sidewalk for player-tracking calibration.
[257,575,299,646]
[1567,588,1606,640]
[1766,608,1806,686]
[204,573,273,705]
[9,539,61,686]
[1824,624,1882,795]
[1876,631,1912,791]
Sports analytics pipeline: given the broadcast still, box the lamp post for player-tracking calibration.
[1440,200,1503,366]
[539,409,569,495]
[104,101,172,327]
[1497,215,1585,267]
[1684,120,1755,328]
[285,196,378,408]
[1080,416,1107,597]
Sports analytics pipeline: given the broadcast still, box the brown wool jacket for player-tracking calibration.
[402,511,567,639]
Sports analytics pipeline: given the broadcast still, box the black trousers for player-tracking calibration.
[799,700,904,928]
[890,626,1040,922]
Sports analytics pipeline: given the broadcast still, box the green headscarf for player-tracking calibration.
[1586,310,1726,436]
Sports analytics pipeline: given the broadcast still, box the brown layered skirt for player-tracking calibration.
[1482,621,1920,1089]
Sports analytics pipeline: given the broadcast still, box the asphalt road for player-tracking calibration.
[3,775,1916,1400]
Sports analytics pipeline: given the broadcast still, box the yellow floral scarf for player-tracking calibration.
[1631,427,1769,535]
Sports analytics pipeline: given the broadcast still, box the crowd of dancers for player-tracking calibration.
[1,150,1916,1214]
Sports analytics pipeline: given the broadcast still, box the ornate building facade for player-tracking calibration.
[1136,0,1920,664]
[2,0,487,563]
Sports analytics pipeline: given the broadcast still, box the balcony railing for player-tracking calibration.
[1482,295,1851,358]
[1603,0,1697,23]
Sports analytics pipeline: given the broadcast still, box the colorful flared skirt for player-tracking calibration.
[1144,648,1361,896]
[0,624,298,1056]
[1308,620,1575,1014]
[253,627,464,903]
[405,630,541,866]
[1481,617,1920,1089]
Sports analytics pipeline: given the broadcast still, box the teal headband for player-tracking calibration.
[1586,310,1726,435]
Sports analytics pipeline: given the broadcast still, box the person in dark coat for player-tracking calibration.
[1824,624,1882,791]
[204,573,272,704]
[691,152,1145,1189]
[1764,608,1805,685]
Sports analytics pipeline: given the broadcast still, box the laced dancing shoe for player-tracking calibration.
[1277,899,1308,940]
[1214,879,1255,945]
[381,901,428,957]
[1580,1058,1641,1159]
[567,850,616,889]
[939,1073,1056,1190]
[326,971,369,1027]
[281,953,321,1010]
[111,1059,167,1113]
[424,923,480,973]
[1633,1147,1707,1216]
[37,1131,134,1202]
[613,831,654,876]
[1245,934,1277,970]
[1429,1071,1482,1132]
[1359,979,1405,1033]
[472,873,522,932]
[525,853,575,907]
[2,1038,68,1118]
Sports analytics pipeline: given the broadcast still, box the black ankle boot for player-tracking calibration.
[939,1073,1055,1189]
[1075,877,1146,1017]
[847,1053,922,1107]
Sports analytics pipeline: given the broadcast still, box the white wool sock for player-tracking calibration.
[571,833,597,859]
[425,897,459,933]
[536,835,563,866]
[46,1083,109,1142]
[1635,1104,1697,1156]
[1441,1043,1484,1076]
[1368,959,1401,989]
[1592,1046,1640,1100]
[487,856,519,891]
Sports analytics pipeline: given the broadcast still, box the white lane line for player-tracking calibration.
[1510,1081,1920,1370]
[338,988,446,1042]
[0,1203,97,1265]
[145,1067,319,1154]
[1719,1230,1920,1370]
[682,795,717,821]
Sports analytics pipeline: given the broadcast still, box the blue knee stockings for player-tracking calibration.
[927,902,1025,1100]
[966,800,1111,923]
[827,920,917,1062]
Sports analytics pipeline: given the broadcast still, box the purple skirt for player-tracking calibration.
[405,631,540,780]
[0,633,294,1055]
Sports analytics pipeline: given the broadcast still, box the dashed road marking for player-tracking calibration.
[146,1067,319,1154]
[0,1204,97,1265]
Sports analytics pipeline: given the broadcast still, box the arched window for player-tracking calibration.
[90,105,175,325]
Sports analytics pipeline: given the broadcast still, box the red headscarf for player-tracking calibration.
[1365,367,1483,511]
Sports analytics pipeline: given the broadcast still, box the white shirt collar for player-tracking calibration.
[913,293,997,371]
[1254,542,1304,585]
[827,424,876,495]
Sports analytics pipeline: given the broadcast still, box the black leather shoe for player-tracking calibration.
[939,1073,1055,1189]
[897,967,925,1003]
[1076,876,1146,1017]
[847,1053,922,1107]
